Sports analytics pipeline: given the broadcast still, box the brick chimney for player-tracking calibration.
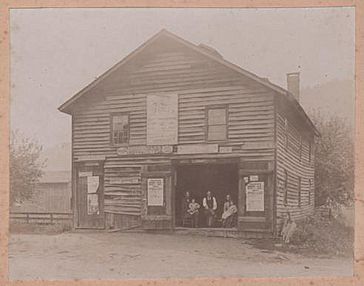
[287,72,300,102]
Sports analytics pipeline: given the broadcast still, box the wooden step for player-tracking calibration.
[174,227,239,238]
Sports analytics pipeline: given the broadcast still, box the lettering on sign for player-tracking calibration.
[147,94,178,145]
[241,142,275,150]
[109,177,141,185]
[249,175,259,182]
[177,144,218,154]
[246,181,264,212]
[117,145,173,156]
[219,146,233,153]
[147,178,164,206]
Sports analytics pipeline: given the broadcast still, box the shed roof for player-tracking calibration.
[59,29,319,136]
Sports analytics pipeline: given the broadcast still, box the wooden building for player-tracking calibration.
[59,30,319,236]
[11,171,71,213]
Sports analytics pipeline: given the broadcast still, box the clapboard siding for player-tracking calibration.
[71,46,276,216]
[275,112,315,231]
[72,48,276,157]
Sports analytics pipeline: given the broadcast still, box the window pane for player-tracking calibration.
[208,125,227,141]
[113,115,128,130]
[208,108,226,125]
[112,114,129,144]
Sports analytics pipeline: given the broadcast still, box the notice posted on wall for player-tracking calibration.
[147,178,164,206]
[87,194,99,215]
[87,176,99,194]
[246,181,264,211]
[146,94,178,145]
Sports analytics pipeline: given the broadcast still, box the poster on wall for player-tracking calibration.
[147,178,164,206]
[87,176,99,194]
[147,94,178,145]
[249,175,259,182]
[246,181,264,211]
[87,194,99,215]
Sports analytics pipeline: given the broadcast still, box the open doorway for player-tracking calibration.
[175,163,239,228]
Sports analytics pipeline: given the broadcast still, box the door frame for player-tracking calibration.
[172,157,240,228]
[140,166,174,230]
[74,160,105,229]
[237,168,274,232]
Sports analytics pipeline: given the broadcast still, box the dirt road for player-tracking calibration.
[9,232,353,280]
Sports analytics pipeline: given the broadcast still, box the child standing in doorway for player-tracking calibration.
[188,198,200,228]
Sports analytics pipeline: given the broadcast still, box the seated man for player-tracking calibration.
[222,197,238,228]
[203,191,217,227]
[187,198,200,228]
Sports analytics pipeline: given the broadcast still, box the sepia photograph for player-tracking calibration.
[7,7,356,281]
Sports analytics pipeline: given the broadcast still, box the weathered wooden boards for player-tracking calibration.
[66,36,316,232]
[71,47,276,220]
[275,112,315,232]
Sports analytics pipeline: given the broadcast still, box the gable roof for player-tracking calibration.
[59,29,319,136]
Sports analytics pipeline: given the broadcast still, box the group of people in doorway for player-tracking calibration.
[181,191,238,228]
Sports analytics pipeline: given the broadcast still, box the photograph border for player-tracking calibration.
[0,1,363,285]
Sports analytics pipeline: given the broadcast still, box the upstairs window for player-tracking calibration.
[207,107,227,141]
[111,114,129,145]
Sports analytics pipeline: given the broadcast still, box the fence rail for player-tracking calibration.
[10,212,73,224]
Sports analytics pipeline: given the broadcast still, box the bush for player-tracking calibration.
[290,212,354,257]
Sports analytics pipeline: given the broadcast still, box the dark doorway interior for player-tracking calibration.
[175,163,238,227]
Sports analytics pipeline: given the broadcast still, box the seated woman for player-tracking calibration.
[187,198,200,228]
[222,195,237,228]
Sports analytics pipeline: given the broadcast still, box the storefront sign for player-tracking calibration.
[147,178,164,206]
[117,145,173,156]
[246,181,264,211]
[177,144,219,154]
[109,177,141,185]
[147,94,178,145]
[219,146,233,153]
[241,142,275,150]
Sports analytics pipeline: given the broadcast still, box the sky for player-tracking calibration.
[10,7,355,150]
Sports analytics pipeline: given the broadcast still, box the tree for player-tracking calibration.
[10,131,46,206]
[309,111,354,206]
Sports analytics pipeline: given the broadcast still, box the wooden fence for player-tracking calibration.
[10,212,73,225]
